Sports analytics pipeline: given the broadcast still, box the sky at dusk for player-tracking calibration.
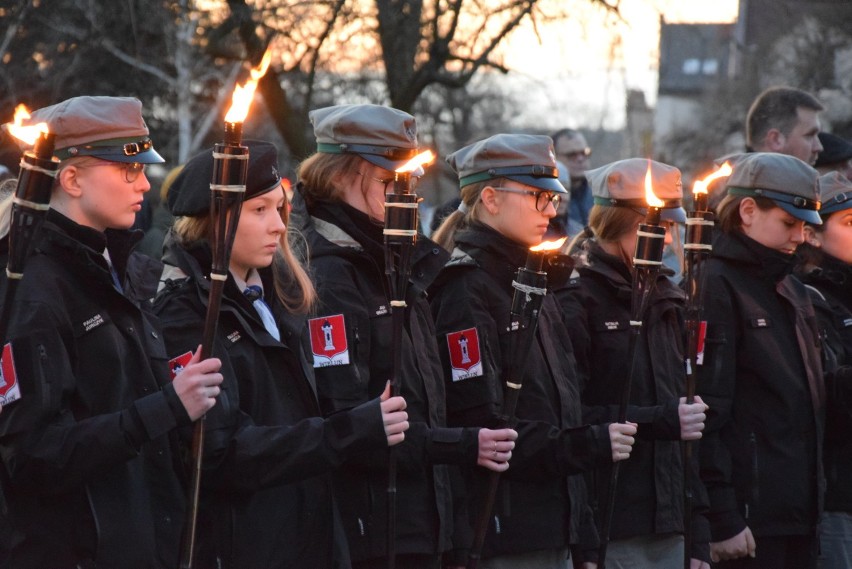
[498,0,740,130]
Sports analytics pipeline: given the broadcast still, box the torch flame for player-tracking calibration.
[224,49,273,124]
[530,237,567,252]
[692,161,732,195]
[396,150,436,173]
[5,104,49,146]
[644,160,664,208]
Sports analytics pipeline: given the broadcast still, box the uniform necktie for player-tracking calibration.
[243,285,280,341]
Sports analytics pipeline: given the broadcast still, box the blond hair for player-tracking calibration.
[172,191,316,314]
[431,179,505,252]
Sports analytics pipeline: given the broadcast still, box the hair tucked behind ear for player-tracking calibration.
[716,193,776,234]
[431,178,505,252]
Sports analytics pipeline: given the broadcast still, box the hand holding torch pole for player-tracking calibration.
[179,50,270,569]
[384,149,434,569]
[0,106,58,347]
[466,238,566,569]
[598,164,667,569]
[681,162,729,569]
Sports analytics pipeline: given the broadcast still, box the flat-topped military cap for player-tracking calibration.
[725,152,821,224]
[26,96,164,164]
[310,104,419,171]
[586,158,686,222]
[168,140,281,216]
[815,132,852,168]
[817,171,852,216]
[446,133,567,194]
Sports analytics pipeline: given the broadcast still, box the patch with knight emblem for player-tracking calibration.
[168,351,193,381]
[308,314,350,367]
[0,343,21,405]
[446,327,483,382]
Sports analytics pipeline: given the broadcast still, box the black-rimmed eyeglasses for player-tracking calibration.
[492,187,561,212]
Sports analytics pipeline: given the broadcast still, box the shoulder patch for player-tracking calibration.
[0,343,21,405]
[695,321,707,366]
[308,314,350,367]
[446,327,483,382]
[168,351,193,381]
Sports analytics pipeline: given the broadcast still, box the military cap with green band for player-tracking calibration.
[816,171,852,216]
[723,152,821,225]
[310,104,419,171]
[446,134,567,195]
[586,158,686,223]
[26,96,164,164]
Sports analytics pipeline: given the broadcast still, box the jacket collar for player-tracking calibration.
[713,230,797,282]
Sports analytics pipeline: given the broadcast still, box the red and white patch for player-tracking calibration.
[696,321,707,366]
[168,351,193,381]
[446,328,483,382]
[0,343,21,405]
[308,314,350,368]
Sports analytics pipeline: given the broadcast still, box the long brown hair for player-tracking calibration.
[172,188,316,313]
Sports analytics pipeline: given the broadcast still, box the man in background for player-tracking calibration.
[553,128,593,235]
[746,86,824,165]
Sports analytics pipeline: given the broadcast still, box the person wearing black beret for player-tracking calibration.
[0,96,224,569]
[814,132,852,180]
[154,139,410,569]
[290,105,518,569]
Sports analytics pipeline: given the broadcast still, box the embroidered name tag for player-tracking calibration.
[0,343,21,405]
[226,330,241,344]
[446,327,483,382]
[843,318,852,328]
[749,318,771,328]
[168,351,193,381]
[375,305,388,316]
[308,314,350,367]
[83,314,105,332]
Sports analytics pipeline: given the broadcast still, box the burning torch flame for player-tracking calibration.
[224,49,272,124]
[5,104,49,146]
[644,160,664,208]
[396,150,436,173]
[692,161,732,196]
[530,237,567,252]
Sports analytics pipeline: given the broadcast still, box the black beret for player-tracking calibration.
[168,139,281,216]
[815,132,852,168]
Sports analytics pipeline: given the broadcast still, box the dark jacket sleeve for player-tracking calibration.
[0,301,187,493]
[310,256,479,472]
[432,271,611,480]
[155,294,391,492]
[695,273,747,541]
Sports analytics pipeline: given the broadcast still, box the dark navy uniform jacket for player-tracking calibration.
[290,188,480,562]
[153,235,389,569]
[696,231,825,541]
[429,223,611,561]
[557,240,710,562]
[799,253,852,516]
[0,210,189,569]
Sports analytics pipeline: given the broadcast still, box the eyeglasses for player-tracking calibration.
[492,187,561,212]
[74,161,146,183]
[558,147,592,160]
[357,171,420,192]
